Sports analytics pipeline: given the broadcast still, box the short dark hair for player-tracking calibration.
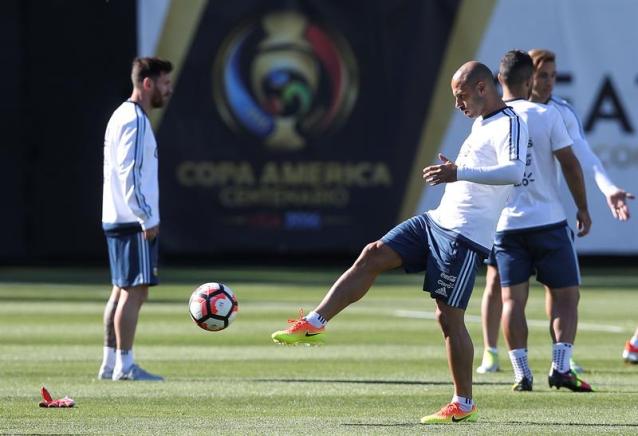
[131,57,173,86]
[499,50,533,87]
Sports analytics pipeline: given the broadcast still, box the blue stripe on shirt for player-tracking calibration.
[132,106,152,218]
[504,107,521,161]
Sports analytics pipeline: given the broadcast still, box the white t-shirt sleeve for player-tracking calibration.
[548,106,572,152]
[559,103,618,196]
[457,160,525,185]
[570,136,618,196]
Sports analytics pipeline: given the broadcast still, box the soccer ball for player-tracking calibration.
[188,282,238,331]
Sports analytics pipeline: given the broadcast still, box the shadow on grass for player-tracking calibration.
[489,421,638,428]
[254,378,511,386]
[341,421,638,428]
[342,423,418,427]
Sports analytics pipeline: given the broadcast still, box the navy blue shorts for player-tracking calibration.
[381,214,486,310]
[493,221,580,288]
[104,223,159,288]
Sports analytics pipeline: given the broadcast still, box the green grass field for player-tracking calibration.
[1,265,637,434]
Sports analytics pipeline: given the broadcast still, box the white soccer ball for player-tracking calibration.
[188,282,239,331]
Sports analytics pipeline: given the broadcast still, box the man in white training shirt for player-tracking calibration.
[271,61,528,424]
[98,57,173,381]
[477,49,635,376]
[487,50,593,392]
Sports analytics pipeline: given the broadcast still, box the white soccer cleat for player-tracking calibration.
[112,364,164,381]
[476,349,500,374]
[97,366,113,380]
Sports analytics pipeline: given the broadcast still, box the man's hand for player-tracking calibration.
[606,189,634,221]
[143,225,160,240]
[575,209,592,237]
[423,154,458,186]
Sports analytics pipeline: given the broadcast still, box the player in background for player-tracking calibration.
[624,327,638,364]
[487,50,593,392]
[98,57,173,381]
[476,48,634,375]
[272,61,528,424]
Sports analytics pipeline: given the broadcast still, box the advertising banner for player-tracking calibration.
[150,0,461,255]
[143,0,637,256]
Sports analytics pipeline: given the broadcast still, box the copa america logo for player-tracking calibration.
[213,11,358,150]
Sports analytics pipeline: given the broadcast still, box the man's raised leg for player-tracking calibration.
[272,241,402,345]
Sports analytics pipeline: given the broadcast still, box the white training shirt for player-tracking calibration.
[102,101,159,230]
[428,107,528,251]
[496,99,573,231]
[549,95,618,196]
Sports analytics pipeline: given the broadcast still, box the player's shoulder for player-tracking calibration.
[526,101,562,122]
[501,105,527,130]
[479,106,519,123]
[549,95,574,109]
[477,106,527,141]
[549,96,578,118]
[108,101,146,129]
[549,95,582,127]
[482,106,526,132]
[508,99,547,115]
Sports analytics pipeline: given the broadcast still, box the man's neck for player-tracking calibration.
[530,92,551,104]
[481,98,506,117]
[502,83,530,101]
[129,89,151,114]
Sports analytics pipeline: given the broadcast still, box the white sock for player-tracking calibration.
[100,346,116,371]
[305,311,327,329]
[508,348,533,382]
[485,347,498,355]
[552,342,573,373]
[114,349,134,374]
[451,395,474,412]
[630,335,638,347]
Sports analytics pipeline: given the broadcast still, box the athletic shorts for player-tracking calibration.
[493,221,580,288]
[104,223,159,288]
[381,213,486,310]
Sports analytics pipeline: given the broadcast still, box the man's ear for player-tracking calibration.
[142,77,154,91]
[497,72,505,87]
[476,80,486,96]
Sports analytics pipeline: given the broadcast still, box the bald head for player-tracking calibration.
[452,61,494,88]
[451,61,503,118]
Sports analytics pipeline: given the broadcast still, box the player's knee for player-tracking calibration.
[138,289,149,303]
[435,307,451,334]
[484,267,501,297]
[125,286,149,304]
[553,286,580,306]
[484,281,501,299]
[354,241,388,273]
[487,281,501,296]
